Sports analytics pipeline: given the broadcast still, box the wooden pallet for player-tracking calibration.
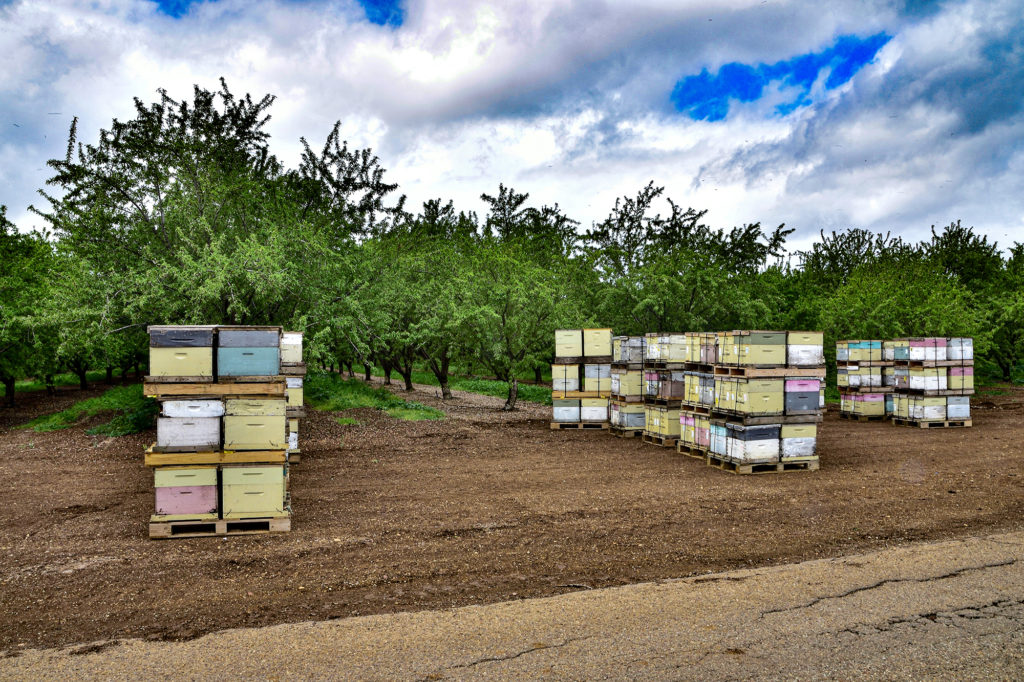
[280,363,307,376]
[676,442,708,459]
[610,394,645,403]
[679,402,712,415]
[149,514,291,539]
[288,452,301,464]
[892,418,973,429]
[710,411,823,425]
[609,426,644,438]
[149,444,221,453]
[144,446,287,467]
[643,361,688,370]
[837,361,894,368]
[899,389,975,397]
[144,380,285,398]
[713,365,827,378]
[286,406,307,418]
[895,360,972,368]
[610,362,643,370]
[705,454,819,475]
[839,386,894,393]
[839,412,886,422]
[644,397,683,406]
[550,421,609,430]
[143,375,214,383]
[552,391,609,399]
[642,433,678,448]
[684,362,714,372]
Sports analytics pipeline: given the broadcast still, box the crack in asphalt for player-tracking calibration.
[834,598,1024,639]
[760,559,1018,619]
[429,635,593,677]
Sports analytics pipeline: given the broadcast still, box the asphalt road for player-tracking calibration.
[3,531,1022,680]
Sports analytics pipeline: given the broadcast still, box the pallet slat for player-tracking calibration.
[705,454,819,475]
[149,515,291,539]
[549,421,609,430]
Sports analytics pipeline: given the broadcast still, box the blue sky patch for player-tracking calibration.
[155,0,197,18]
[671,33,891,121]
[357,0,403,27]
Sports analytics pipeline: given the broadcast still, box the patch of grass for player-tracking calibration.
[2,370,128,397]
[21,384,158,436]
[306,373,444,421]
[336,417,361,426]
[450,378,552,405]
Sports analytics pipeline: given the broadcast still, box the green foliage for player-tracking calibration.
[22,384,157,435]
[305,372,444,421]
[336,417,361,425]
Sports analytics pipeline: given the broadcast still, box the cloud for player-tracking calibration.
[0,0,1021,253]
[670,33,891,121]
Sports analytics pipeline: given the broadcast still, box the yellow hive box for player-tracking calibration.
[153,466,217,488]
[734,378,784,415]
[221,464,286,518]
[612,369,642,396]
[584,376,612,393]
[555,329,583,357]
[280,332,303,364]
[647,407,681,437]
[223,415,288,450]
[684,373,699,403]
[714,377,736,412]
[661,334,688,362]
[780,423,817,439]
[788,331,824,346]
[149,347,213,378]
[854,396,885,416]
[583,328,612,357]
[225,398,287,417]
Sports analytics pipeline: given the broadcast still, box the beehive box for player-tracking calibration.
[223,398,287,450]
[661,334,688,362]
[948,366,974,391]
[160,399,224,418]
[727,331,787,367]
[726,424,780,463]
[908,338,947,362]
[610,401,645,428]
[610,369,642,397]
[286,377,303,407]
[156,417,220,450]
[153,466,218,518]
[947,337,974,362]
[580,397,608,421]
[781,423,817,460]
[552,399,581,422]
[555,329,583,358]
[583,364,612,393]
[221,464,287,519]
[787,331,824,366]
[612,336,644,364]
[716,377,784,415]
[280,332,303,364]
[909,367,947,391]
[583,328,612,357]
[552,364,580,392]
[784,379,820,415]
[217,327,280,378]
[657,371,686,399]
[645,406,681,437]
[149,347,214,379]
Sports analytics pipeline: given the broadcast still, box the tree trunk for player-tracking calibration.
[105,366,114,384]
[382,360,393,386]
[363,363,372,382]
[426,353,453,400]
[346,362,355,379]
[45,375,55,396]
[533,366,542,383]
[134,360,142,379]
[119,362,131,385]
[503,377,519,411]
[994,355,1013,382]
[75,366,89,391]
[3,377,14,407]
[329,363,335,374]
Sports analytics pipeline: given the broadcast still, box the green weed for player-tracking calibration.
[22,384,158,436]
[306,373,445,421]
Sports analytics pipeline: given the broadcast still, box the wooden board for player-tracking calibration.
[713,365,827,378]
[705,454,819,475]
[549,421,609,430]
[144,447,287,467]
[838,412,887,422]
[899,389,975,397]
[609,426,644,438]
[280,363,307,376]
[610,394,644,403]
[896,360,973,368]
[839,386,895,394]
[892,418,973,429]
[144,380,285,398]
[149,515,291,539]
[676,442,708,459]
[286,407,307,419]
[641,433,678,448]
[709,411,824,425]
[144,375,215,384]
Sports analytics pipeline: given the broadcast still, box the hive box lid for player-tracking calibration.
[148,325,216,348]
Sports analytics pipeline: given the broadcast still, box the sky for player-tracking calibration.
[2,0,1023,251]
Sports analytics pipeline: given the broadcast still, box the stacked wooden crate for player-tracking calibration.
[641,333,685,447]
[836,340,891,422]
[677,332,715,458]
[280,332,306,463]
[609,336,645,437]
[891,337,973,428]
[551,328,612,430]
[698,331,824,474]
[145,325,295,539]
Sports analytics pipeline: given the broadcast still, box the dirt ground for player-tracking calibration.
[0,380,1022,653]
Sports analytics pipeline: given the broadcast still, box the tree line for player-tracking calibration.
[2,81,1021,409]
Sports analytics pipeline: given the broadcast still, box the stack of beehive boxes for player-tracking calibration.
[280,332,305,462]
[145,325,296,539]
[697,331,825,473]
[640,333,687,447]
[836,340,890,421]
[551,329,612,430]
[609,336,645,437]
[891,337,973,428]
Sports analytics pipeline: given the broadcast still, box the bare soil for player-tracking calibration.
[1,380,1022,653]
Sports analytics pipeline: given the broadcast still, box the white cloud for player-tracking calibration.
[1,0,1021,252]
